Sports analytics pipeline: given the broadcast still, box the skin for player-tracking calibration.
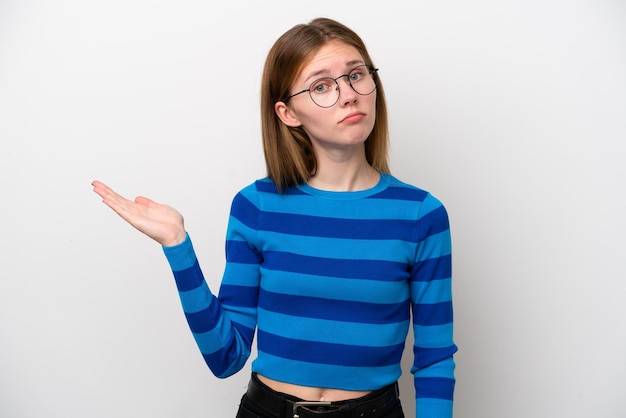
[92,40,378,401]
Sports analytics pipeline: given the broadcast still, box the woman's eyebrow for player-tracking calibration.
[302,60,366,82]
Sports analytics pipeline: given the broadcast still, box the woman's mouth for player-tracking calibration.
[339,112,365,124]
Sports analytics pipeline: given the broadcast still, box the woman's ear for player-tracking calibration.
[275,101,302,127]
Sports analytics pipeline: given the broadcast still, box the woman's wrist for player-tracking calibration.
[162,229,187,247]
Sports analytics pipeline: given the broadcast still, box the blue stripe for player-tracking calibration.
[412,255,452,283]
[201,331,250,378]
[258,212,417,240]
[178,284,214,314]
[413,301,453,326]
[219,306,257,330]
[226,240,262,264]
[221,263,261,286]
[259,308,409,346]
[255,179,280,194]
[415,231,452,262]
[172,259,204,292]
[230,193,259,230]
[193,322,255,355]
[225,217,257,242]
[262,271,409,304]
[413,324,455,348]
[414,345,458,369]
[263,251,407,280]
[162,233,196,271]
[259,231,415,263]
[255,179,307,195]
[218,284,259,308]
[244,190,425,220]
[193,327,233,355]
[419,193,446,217]
[411,278,452,304]
[415,206,449,242]
[370,185,428,201]
[258,290,409,324]
[412,356,456,378]
[184,300,223,334]
[415,377,455,400]
[258,330,404,367]
[413,399,453,417]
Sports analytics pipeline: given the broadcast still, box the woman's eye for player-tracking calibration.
[350,71,363,82]
[311,79,334,94]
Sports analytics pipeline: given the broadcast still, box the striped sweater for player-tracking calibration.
[163,173,457,417]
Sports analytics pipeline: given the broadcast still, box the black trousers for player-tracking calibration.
[236,374,405,418]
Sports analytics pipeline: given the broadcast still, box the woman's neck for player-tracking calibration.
[307,150,379,192]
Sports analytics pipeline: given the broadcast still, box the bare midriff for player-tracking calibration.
[257,374,372,402]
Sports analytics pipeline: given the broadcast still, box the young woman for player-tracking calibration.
[92,17,457,418]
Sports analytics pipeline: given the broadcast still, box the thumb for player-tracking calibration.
[135,196,156,206]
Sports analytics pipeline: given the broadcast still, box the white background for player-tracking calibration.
[1,1,625,417]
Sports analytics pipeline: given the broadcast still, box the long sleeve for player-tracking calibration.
[162,191,262,378]
[410,193,457,417]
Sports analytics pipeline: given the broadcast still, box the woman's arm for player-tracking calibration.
[411,193,457,418]
[91,180,258,377]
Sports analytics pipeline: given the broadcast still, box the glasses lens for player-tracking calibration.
[309,78,339,108]
[349,66,377,96]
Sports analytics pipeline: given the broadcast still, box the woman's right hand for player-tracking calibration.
[91,180,187,247]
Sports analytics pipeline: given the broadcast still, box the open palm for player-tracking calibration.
[92,180,187,247]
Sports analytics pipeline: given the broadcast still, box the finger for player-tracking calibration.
[91,180,107,197]
[100,193,133,216]
[135,195,156,206]
[92,183,138,220]
[92,180,119,201]
[93,182,131,207]
[92,180,115,194]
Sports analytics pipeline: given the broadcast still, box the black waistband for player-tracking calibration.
[245,374,400,418]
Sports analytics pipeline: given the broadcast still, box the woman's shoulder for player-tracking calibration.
[236,177,289,196]
[380,173,431,198]
[380,173,448,211]
[231,177,303,209]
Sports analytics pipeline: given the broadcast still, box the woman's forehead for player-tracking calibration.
[297,41,364,80]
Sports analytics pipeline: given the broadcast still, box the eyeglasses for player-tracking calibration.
[282,65,379,108]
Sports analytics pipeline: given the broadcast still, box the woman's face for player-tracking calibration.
[275,41,377,154]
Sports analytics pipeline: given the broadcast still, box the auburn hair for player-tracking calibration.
[260,17,390,192]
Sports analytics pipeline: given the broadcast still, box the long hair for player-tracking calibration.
[260,17,390,192]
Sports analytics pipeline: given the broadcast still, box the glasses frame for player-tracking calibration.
[282,65,379,108]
